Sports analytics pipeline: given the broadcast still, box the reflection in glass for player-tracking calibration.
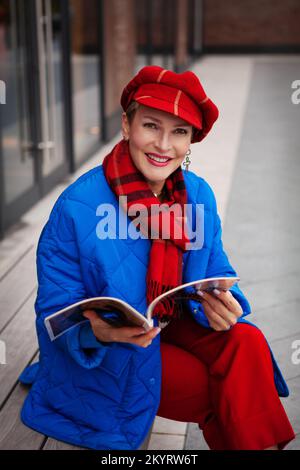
[37,0,66,177]
[69,0,101,162]
[0,0,34,204]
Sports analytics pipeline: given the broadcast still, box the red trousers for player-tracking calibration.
[157,310,295,450]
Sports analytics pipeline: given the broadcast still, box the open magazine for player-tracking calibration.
[44,276,240,341]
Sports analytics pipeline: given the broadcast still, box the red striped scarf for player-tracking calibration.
[102,139,190,322]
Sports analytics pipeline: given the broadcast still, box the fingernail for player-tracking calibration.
[213,289,221,295]
[155,328,161,335]
[197,290,204,297]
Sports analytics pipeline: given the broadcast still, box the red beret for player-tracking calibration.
[120,66,219,143]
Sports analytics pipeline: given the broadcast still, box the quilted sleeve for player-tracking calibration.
[206,191,251,318]
[35,196,112,369]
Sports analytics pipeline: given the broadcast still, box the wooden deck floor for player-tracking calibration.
[0,241,87,450]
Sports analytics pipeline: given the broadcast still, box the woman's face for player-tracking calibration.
[122,104,193,192]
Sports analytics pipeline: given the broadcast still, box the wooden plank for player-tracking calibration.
[0,382,44,450]
[285,432,300,450]
[43,430,152,451]
[0,187,62,280]
[0,244,34,282]
[43,439,86,450]
[139,425,153,450]
[0,350,84,451]
[0,290,38,406]
[0,247,36,330]
[0,234,35,282]
[0,351,45,450]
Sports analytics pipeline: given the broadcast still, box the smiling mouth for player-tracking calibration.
[145,153,172,163]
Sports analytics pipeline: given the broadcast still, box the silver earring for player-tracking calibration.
[183,149,191,171]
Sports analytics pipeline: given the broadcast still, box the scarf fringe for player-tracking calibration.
[147,279,182,322]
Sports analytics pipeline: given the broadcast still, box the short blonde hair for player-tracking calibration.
[125,101,140,124]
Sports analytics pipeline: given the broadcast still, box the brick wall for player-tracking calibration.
[203,0,300,48]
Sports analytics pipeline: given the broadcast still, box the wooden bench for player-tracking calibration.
[0,245,152,450]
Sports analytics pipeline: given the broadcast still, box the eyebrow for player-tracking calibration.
[142,115,191,127]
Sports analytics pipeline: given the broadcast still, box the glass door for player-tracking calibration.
[35,0,69,184]
[0,0,38,216]
[0,0,70,235]
[69,0,102,164]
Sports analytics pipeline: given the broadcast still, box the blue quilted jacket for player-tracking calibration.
[19,166,289,450]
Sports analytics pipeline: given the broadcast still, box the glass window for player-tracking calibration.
[0,0,35,204]
[69,0,102,162]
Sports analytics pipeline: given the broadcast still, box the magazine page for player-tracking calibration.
[147,276,240,320]
[44,297,153,341]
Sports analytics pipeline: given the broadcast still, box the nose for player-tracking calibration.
[155,131,172,154]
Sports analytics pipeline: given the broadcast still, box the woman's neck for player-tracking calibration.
[148,181,165,197]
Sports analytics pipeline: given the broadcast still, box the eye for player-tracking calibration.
[174,128,188,135]
[143,122,157,129]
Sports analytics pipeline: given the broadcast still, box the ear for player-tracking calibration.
[121,113,130,140]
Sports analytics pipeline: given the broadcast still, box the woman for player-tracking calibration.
[19,66,295,450]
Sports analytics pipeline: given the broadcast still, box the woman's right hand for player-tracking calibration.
[83,310,161,348]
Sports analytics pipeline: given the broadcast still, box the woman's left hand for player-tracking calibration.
[197,289,243,331]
